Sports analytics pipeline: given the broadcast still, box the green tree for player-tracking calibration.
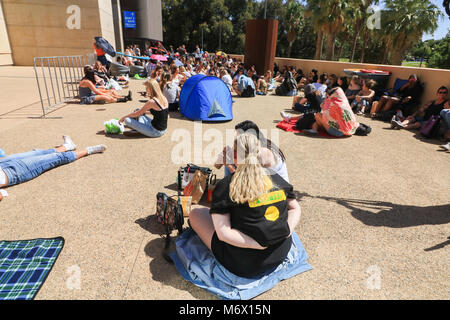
[383,0,443,65]
[285,0,304,58]
[427,33,450,69]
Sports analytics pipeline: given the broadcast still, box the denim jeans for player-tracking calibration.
[124,115,166,138]
[0,149,77,186]
[440,109,450,131]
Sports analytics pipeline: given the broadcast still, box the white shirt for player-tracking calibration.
[0,169,7,198]
[163,82,180,104]
[221,74,232,90]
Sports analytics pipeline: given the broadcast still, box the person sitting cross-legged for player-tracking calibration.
[189,132,301,278]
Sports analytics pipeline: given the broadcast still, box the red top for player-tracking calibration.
[94,44,105,56]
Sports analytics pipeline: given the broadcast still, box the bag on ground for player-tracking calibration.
[104,119,125,134]
[420,115,441,138]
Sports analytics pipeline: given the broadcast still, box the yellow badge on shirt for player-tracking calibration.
[248,190,286,208]
[264,206,280,221]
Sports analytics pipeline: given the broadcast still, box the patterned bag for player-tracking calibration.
[155,171,184,261]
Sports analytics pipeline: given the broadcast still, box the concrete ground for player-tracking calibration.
[0,66,448,300]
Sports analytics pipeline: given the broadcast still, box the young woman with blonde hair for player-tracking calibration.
[189,132,301,278]
[119,79,168,137]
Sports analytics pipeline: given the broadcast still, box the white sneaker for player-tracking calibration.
[62,135,77,151]
[280,111,291,122]
[439,142,450,151]
[87,144,107,155]
[303,129,318,135]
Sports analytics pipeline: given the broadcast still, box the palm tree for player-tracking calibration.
[383,0,442,65]
[305,0,327,60]
[285,0,304,58]
[321,0,348,61]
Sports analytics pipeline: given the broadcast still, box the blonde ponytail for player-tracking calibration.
[229,133,268,204]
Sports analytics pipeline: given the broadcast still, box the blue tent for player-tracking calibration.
[180,75,233,121]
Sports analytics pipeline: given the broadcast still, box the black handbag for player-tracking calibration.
[155,171,184,262]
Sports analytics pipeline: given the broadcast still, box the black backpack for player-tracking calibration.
[241,85,255,97]
[355,123,372,136]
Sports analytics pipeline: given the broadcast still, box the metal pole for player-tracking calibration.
[41,58,51,110]
[62,57,70,99]
[57,57,66,100]
[47,58,57,105]
[219,23,221,51]
[52,58,62,104]
[33,58,46,117]
[264,0,267,19]
[67,57,76,99]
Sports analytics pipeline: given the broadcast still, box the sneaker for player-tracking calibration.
[439,142,450,151]
[393,119,405,129]
[357,110,364,115]
[390,115,397,129]
[87,144,107,155]
[62,135,76,151]
[280,111,291,122]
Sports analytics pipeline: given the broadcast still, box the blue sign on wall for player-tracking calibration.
[124,11,136,29]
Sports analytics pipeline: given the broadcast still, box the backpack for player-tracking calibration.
[355,123,372,136]
[241,85,255,97]
[295,113,316,130]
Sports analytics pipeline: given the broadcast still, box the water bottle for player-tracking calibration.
[0,149,5,158]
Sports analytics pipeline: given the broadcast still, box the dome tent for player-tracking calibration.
[180,75,233,121]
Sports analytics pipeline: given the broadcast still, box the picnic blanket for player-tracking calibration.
[0,237,64,300]
[276,119,337,138]
[169,228,312,300]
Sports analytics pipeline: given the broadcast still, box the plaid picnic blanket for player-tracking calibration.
[0,237,64,300]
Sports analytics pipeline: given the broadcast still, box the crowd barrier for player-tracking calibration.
[33,53,96,117]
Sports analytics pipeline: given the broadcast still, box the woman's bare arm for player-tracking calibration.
[286,198,301,237]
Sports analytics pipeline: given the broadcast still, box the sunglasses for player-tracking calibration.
[438,91,448,94]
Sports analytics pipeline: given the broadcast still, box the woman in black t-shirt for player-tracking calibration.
[189,132,302,278]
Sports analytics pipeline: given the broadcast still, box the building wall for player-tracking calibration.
[230,54,450,105]
[0,0,13,65]
[1,0,117,66]
[120,0,163,42]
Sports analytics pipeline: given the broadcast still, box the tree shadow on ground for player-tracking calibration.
[293,191,450,229]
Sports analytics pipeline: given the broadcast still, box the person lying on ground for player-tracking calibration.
[190,132,301,278]
[215,120,289,182]
[79,66,131,104]
[0,136,106,202]
[119,79,168,138]
[391,86,449,130]
[352,79,376,115]
[371,74,423,118]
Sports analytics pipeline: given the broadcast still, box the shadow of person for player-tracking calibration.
[424,236,450,252]
[143,237,216,300]
[294,192,450,228]
[316,195,450,228]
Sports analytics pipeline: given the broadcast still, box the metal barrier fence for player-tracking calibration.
[33,53,96,117]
